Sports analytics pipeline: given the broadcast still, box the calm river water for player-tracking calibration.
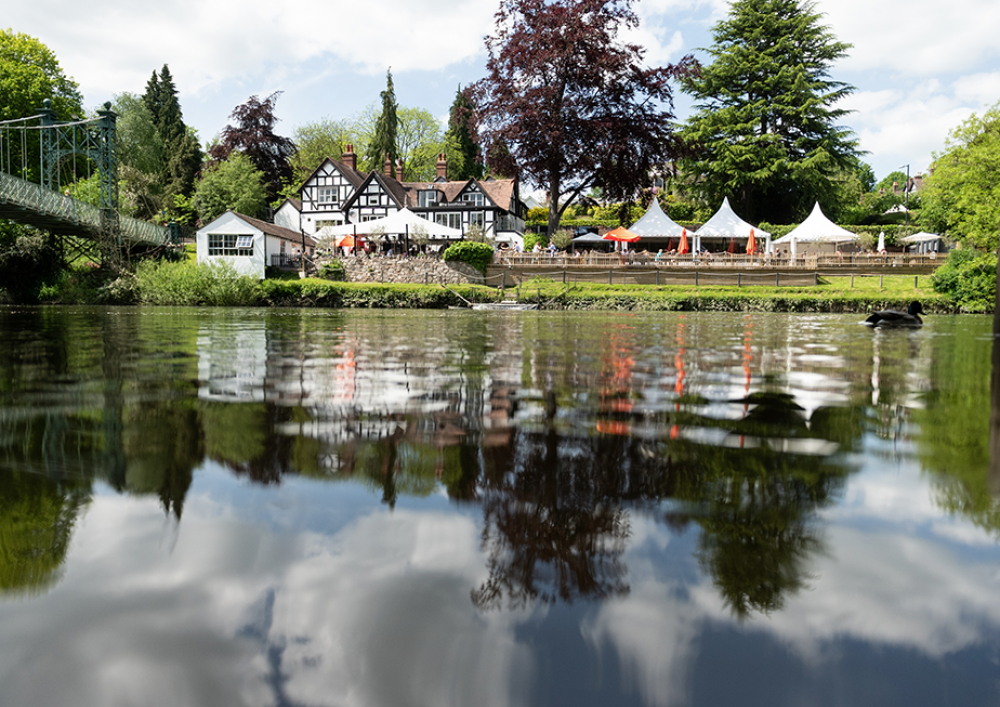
[1,306,998,707]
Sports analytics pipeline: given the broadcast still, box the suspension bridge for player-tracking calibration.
[0,100,175,254]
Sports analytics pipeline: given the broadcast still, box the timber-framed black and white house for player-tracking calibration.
[288,145,527,247]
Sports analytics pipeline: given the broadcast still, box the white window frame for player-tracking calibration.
[436,212,461,230]
[208,234,254,257]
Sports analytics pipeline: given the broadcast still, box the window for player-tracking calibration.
[365,193,381,206]
[436,212,461,230]
[461,192,485,207]
[318,186,336,205]
[469,212,485,228]
[208,234,254,257]
[419,190,440,207]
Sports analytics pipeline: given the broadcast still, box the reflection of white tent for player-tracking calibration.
[901,232,943,253]
[693,197,771,253]
[317,208,464,240]
[629,199,686,239]
[772,202,857,256]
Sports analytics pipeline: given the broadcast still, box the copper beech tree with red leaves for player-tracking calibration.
[472,0,697,234]
[209,92,295,203]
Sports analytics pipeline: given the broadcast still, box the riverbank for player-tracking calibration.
[30,260,964,312]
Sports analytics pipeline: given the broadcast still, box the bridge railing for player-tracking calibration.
[1,170,171,246]
[0,170,104,230]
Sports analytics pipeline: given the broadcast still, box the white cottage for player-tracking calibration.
[196,210,317,279]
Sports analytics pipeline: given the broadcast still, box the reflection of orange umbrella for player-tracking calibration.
[746,228,757,255]
[679,228,689,254]
[603,226,641,243]
[336,234,356,248]
[597,420,633,436]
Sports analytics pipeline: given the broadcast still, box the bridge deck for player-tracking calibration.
[0,171,171,246]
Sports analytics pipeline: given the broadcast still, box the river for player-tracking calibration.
[1,306,998,707]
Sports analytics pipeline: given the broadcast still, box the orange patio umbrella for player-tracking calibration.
[603,226,641,243]
[678,228,689,254]
[336,234,356,248]
[746,228,757,255]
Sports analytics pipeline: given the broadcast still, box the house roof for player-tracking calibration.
[233,211,318,247]
[300,156,367,191]
[401,178,518,210]
[276,197,302,212]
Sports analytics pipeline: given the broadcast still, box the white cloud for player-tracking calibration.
[822,0,1000,76]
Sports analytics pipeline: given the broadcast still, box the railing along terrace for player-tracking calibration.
[496,251,942,269]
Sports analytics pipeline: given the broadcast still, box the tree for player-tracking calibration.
[365,69,398,173]
[210,92,295,204]
[288,117,359,187]
[444,86,483,181]
[679,0,859,224]
[193,152,268,223]
[472,0,696,236]
[140,65,203,213]
[396,107,446,181]
[920,101,1000,251]
[0,30,83,122]
[111,92,167,219]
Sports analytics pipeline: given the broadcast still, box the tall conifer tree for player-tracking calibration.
[365,69,398,173]
[444,86,483,181]
[680,0,858,224]
[141,64,202,211]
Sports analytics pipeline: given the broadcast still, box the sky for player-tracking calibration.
[8,0,1000,185]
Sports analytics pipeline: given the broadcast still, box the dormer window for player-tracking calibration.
[419,190,441,208]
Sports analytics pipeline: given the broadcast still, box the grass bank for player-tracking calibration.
[37,259,959,313]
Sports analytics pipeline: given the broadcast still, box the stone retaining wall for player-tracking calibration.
[316,256,484,285]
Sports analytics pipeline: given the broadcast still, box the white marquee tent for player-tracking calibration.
[629,199,686,239]
[694,197,771,253]
[316,208,464,240]
[772,202,857,256]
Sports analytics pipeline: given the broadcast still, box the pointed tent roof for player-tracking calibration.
[694,197,770,239]
[773,203,857,244]
[629,199,686,238]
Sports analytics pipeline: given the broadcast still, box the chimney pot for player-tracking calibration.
[436,152,448,180]
[342,144,357,171]
[384,152,395,180]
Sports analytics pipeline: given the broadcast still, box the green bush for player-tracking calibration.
[443,242,494,273]
[931,249,997,312]
[134,260,262,306]
[523,232,549,252]
[318,260,346,281]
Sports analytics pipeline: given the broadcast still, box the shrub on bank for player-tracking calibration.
[931,249,997,312]
[443,242,494,273]
[134,260,262,306]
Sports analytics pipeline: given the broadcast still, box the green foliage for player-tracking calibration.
[318,260,346,281]
[930,249,997,312]
[366,69,399,172]
[551,229,575,250]
[396,106,447,181]
[142,66,203,209]
[193,152,268,222]
[0,29,83,122]
[134,259,262,306]
[680,0,858,224]
[527,207,548,222]
[288,117,358,186]
[0,227,63,303]
[522,232,549,252]
[920,101,1000,250]
[444,86,483,180]
[443,241,494,273]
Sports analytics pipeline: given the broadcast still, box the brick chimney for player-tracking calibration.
[342,144,357,171]
[396,158,404,183]
[436,152,448,180]
[384,152,394,179]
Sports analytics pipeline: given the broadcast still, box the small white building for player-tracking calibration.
[196,210,317,279]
